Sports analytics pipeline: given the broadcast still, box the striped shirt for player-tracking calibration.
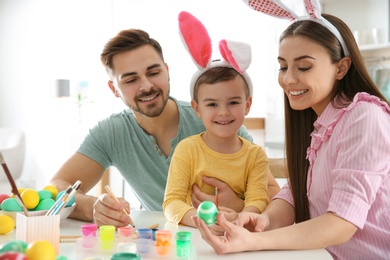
[275,92,390,259]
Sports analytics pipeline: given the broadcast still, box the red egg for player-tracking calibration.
[0,194,10,208]
[0,251,27,260]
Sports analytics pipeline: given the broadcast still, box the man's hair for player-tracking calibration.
[100,29,164,73]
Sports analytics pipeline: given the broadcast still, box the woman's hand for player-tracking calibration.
[192,212,258,255]
[236,211,269,232]
[93,193,131,228]
[208,207,239,236]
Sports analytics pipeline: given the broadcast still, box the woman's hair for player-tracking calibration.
[100,29,164,74]
[193,67,250,102]
[280,14,390,223]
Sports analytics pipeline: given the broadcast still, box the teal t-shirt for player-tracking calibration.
[78,96,252,211]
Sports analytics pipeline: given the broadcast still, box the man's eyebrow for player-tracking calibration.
[277,55,316,62]
[119,63,162,80]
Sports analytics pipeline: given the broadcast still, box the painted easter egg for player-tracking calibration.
[0,251,27,260]
[42,185,58,200]
[35,198,56,211]
[56,190,74,207]
[0,240,28,253]
[0,215,15,234]
[1,198,22,212]
[0,194,10,209]
[197,201,218,226]
[21,189,39,210]
[25,240,56,260]
[37,190,52,201]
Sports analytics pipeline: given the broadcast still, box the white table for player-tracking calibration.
[1,210,332,260]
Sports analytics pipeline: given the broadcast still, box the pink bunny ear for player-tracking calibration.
[178,11,212,69]
[304,0,321,19]
[243,0,297,21]
[219,40,251,74]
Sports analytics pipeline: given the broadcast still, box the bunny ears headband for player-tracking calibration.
[242,0,349,57]
[178,11,253,99]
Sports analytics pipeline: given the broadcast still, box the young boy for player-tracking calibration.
[163,63,269,227]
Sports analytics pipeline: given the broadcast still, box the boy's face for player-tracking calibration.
[191,76,252,138]
[108,45,170,118]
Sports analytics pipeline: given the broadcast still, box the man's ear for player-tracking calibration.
[108,81,120,97]
[336,57,351,80]
[191,100,201,118]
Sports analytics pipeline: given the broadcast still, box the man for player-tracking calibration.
[50,29,280,227]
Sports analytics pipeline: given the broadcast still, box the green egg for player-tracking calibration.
[38,189,53,201]
[1,198,23,212]
[35,198,56,211]
[0,240,28,253]
[56,190,75,207]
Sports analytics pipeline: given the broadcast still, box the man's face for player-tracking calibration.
[109,45,170,117]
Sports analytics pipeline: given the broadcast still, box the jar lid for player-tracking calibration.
[111,252,141,260]
[175,231,192,241]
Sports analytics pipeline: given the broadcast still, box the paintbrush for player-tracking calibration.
[0,151,30,217]
[104,185,135,227]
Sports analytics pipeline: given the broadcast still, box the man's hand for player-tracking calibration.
[191,176,244,212]
[93,193,131,227]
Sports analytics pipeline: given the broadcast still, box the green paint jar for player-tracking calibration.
[175,231,192,257]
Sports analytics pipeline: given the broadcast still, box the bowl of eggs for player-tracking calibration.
[0,185,76,222]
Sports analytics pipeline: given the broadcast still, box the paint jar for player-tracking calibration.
[118,226,134,243]
[155,230,172,255]
[175,231,192,257]
[82,223,98,248]
[151,228,159,241]
[136,228,152,239]
[136,238,151,254]
[99,225,115,251]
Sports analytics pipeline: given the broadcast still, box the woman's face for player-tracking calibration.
[277,36,339,116]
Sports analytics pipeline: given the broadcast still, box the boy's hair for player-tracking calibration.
[193,67,250,102]
[100,29,164,74]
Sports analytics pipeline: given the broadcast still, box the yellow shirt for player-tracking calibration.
[163,133,269,224]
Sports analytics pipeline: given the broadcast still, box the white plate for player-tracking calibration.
[0,203,76,222]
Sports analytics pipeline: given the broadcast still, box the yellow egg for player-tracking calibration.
[11,188,26,198]
[43,185,58,200]
[25,240,56,260]
[0,215,15,234]
[21,189,40,209]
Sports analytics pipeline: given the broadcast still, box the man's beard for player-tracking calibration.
[122,88,170,118]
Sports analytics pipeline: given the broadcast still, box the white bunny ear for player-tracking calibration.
[219,40,251,74]
[304,0,321,19]
[178,11,212,69]
[242,0,297,21]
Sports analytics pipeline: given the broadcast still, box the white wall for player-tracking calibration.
[0,0,287,189]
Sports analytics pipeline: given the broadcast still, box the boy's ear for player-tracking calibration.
[336,57,351,80]
[191,100,201,118]
[245,96,252,116]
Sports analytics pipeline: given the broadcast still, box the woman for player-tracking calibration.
[192,12,390,260]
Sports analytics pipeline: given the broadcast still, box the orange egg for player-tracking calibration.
[21,189,39,209]
[25,240,56,260]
